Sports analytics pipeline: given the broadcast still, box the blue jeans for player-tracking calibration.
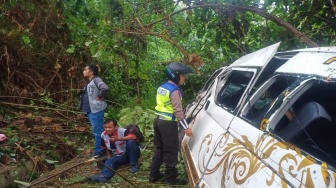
[101,140,140,179]
[87,110,105,155]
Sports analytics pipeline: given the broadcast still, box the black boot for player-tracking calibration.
[165,178,188,185]
[149,173,164,183]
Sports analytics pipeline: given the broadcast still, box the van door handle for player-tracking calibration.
[205,100,210,110]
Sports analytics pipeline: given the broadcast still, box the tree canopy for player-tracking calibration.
[1,0,336,186]
[1,0,335,111]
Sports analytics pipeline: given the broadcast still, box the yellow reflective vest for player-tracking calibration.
[155,82,181,121]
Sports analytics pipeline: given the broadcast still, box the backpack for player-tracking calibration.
[125,124,145,144]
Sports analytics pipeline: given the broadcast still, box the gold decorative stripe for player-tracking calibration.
[323,57,336,64]
[181,141,199,187]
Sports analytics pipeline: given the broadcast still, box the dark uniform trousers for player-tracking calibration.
[150,117,179,182]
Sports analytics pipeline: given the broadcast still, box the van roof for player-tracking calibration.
[275,48,336,79]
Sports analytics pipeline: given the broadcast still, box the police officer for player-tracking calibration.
[149,62,193,185]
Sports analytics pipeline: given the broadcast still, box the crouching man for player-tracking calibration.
[86,119,141,183]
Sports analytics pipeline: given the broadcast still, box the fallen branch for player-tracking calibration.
[96,160,138,187]
[145,4,318,47]
[27,155,99,187]
[0,101,79,114]
[26,154,138,188]
[14,143,39,181]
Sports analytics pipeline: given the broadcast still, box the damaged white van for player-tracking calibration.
[182,43,336,188]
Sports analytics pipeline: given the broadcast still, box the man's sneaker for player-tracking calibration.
[94,154,101,159]
[130,163,140,173]
[165,178,188,185]
[93,152,106,159]
[149,173,164,183]
[88,152,103,159]
[86,175,108,183]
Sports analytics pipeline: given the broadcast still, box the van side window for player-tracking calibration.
[245,77,296,128]
[273,81,336,168]
[216,71,253,111]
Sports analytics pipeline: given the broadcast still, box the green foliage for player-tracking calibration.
[66,0,336,114]
[2,0,336,186]
[117,106,156,139]
[3,0,336,110]
[45,159,59,165]
[21,35,31,45]
[0,127,19,159]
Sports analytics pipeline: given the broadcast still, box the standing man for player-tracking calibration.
[149,62,193,185]
[86,119,141,183]
[79,64,109,159]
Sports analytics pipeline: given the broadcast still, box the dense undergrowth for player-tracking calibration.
[0,105,191,187]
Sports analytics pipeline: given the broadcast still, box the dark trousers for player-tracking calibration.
[150,118,179,182]
[101,140,140,179]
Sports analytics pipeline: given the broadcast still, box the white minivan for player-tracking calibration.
[182,43,336,188]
